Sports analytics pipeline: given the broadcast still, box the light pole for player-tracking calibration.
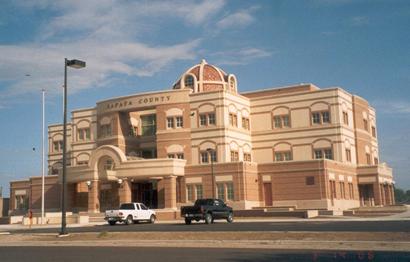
[41,89,45,225]
[60,58,86,236]
[206,148,215,198]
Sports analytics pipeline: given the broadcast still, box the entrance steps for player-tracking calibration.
[87,213,105,223]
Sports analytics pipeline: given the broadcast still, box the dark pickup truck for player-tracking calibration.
[180,199,233,224]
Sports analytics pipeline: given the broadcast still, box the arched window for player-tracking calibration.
[229,78,235,91]
[184,75,194,89]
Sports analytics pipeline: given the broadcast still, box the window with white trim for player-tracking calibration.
[199,113,216,127]
[230,151,239,162]
[53,141,63,152]
[273,115,290,128]
[274,151,292,162]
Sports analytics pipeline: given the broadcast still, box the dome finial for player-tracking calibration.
[201,58,207,64]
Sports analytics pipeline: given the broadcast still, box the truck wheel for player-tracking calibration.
[227,212,233,223]
[149,215,156,224]
[109,221,116,226]
[185,218,192,225]
[204,213,213,224]
[125,215,133,225]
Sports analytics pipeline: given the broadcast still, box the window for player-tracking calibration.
[363,119,368,131]
[366,153,371,165]
[314,148,333,160]
[208,113,216,125]
[141,115,156,136]
[312,112,321,124]
[15,195,29,210]
[274,151,292,162]
[176,116,183,128]
[187,185,194,201]
[371,126,376,137]
[230,151,239,162]
[177,153,184,159]
[346,149,351,162]
[339,182,346,199]
[322,111,330,123]
[53,141,63,152]
[348,183,354,199]
[229,78,235,91]
[210,150,217,162]
[242,117,250,130]
[100,124,112,138]
[229,113,237,127]
[200,152,209,163]
[129,126,138,136]
[226,183,234,200]
[324,149,333,159]
[306,176,315,185]
[184,75,194,89]
[77,161,88,166]
[274,116,282,128]
[343,112,349,125]
[312,111,330,125]
[195,184,203,199]
[104,159,114,170]
[199,114,207,126]
[167,154,175,159]
[78,128,91,141]
[167,117,174,128]
[273,115,290,128]
[243,153,251,162]
[199,113,216,126]
[374,157,379,165]
[217,184,225,200]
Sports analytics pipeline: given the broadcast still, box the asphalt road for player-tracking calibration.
[0,247,409,262]
[8,220,410,234]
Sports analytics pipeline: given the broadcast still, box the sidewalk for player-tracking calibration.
[1,215,410,232]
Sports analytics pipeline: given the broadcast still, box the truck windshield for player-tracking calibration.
[194,199,212,206]
[119,203,135,210]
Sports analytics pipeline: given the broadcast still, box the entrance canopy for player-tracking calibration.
[63,145,186,183]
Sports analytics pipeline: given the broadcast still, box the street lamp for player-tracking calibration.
[206,148,215,198]
[60,58,86,236]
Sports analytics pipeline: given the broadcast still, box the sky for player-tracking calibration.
[0,0,409,197]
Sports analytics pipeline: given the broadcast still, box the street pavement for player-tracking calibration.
[0,246,409,262]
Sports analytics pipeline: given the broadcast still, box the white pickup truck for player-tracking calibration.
[104,202,156,225]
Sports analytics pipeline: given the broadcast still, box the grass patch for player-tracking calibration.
[97,231,109,238]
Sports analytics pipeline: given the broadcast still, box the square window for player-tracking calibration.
[195,184,203,200]
[217,184,225,200]
[306,176,315,185]
[324,149,333,160]
[177,153,184,159]
[312,112,321,124]
[199,114,207,126]
[314,150,323,159]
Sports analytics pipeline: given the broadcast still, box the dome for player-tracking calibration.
[173,59,237,93]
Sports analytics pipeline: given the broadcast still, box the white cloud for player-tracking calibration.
[0,0,228,103]
[211,47,273,66]
[373,100,410,115]
[216,6,259,30]
[349,16,369,26]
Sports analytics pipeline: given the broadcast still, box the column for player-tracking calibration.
[119,179,131,204]
[164,176,177,209]
[88,180,100,213]
[390,185,395,204]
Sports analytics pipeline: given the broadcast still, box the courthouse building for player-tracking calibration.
[9,59,395,215]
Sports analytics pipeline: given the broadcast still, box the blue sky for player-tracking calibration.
[0,0,409,197]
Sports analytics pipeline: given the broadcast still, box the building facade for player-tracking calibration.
[10,59,395,215]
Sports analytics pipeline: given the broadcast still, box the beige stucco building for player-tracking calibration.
[9,59,395,216]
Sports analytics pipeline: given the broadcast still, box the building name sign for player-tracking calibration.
[103,95,172,111]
